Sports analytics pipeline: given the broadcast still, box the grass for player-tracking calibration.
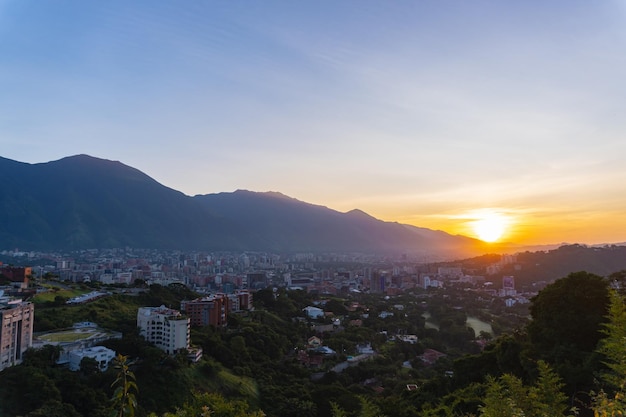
[32,287,87,303]
[37,328,100,343]
[217,369,259,399]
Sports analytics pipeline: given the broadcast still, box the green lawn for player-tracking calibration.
[32,288,87,303]
[37,329,99,343]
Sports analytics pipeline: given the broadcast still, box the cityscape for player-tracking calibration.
[3,1,626,416]
[2,243,625,416]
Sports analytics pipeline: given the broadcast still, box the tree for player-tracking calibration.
[592,290,626,416]
[528,271,610,355]
[597,290,626,390]
[527,271,610,394]
[80,356,100,376]
[0,366,62,416]
[531,360,570,416]
[148,392,265,417]
[110,354,138,417]
[22,344,62,367]
[479,375,526,417]
[331,396,385,417]
[478,361,572,417]
[25,400,82,417]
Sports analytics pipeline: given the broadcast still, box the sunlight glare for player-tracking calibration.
[471,212,509,242]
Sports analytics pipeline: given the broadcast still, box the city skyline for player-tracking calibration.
[2,1,626,246]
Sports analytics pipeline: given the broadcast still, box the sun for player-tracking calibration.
[471,212,509,243]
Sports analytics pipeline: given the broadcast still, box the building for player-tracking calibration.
[303,306,324,319]
[68,346,116,371]
[437,267,463,279]
[246,272,267,289]
[180,294,230,327]
[370,273,386,293]
[0,266,31,289]
[227,290,252,312]
[418,348,447,366]
[34,323,122,367]
[0,298,34,371]
[503,275,515,290]
[137,305,190,354]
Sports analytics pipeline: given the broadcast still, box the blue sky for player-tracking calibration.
[2,1,626,244]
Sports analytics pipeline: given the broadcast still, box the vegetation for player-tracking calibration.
[3,271,626,416]
[110,354,138,417]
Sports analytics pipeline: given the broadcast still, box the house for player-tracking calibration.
[68,346,116,371]
[378,311,394,319]
[314,346,336,355]
[297,350,324,367]
[396,335,418,344]
[303,306,324,319]
[307,336,322,349]
[418,348,447,366]
[356,343,375,354]
[313,323,335,334]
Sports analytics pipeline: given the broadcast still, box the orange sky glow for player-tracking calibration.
[2,2,626,247]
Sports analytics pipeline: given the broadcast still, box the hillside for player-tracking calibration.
[0,154,486,258]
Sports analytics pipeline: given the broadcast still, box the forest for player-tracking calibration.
[1,270,626,416]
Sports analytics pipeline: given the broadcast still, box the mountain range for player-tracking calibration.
[0,154,510,259]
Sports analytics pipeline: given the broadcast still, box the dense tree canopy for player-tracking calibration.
[528,271,610,354]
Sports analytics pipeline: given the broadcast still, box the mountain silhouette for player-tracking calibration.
[0,155,485,258]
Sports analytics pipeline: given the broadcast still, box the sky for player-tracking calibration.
[1,0,626,246]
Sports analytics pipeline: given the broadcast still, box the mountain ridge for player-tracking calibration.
[0,154,499,258]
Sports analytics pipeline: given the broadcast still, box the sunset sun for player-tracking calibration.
[471,212,510,243]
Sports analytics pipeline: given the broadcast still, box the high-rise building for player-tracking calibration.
[370,272,386,293]
[502,276,515,290]
[137,306,189,354]
[247,272,267,289]
[0,299,34,371]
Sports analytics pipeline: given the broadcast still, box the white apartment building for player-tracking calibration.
[69,346,116,371]
[0,298,34,371]
[137,305,190,354]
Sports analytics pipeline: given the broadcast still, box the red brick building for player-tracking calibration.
[181,294,229,328]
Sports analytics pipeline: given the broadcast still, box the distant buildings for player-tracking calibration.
[0,298,34,371]
[137,305,190,355]
[437,267,463,279]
